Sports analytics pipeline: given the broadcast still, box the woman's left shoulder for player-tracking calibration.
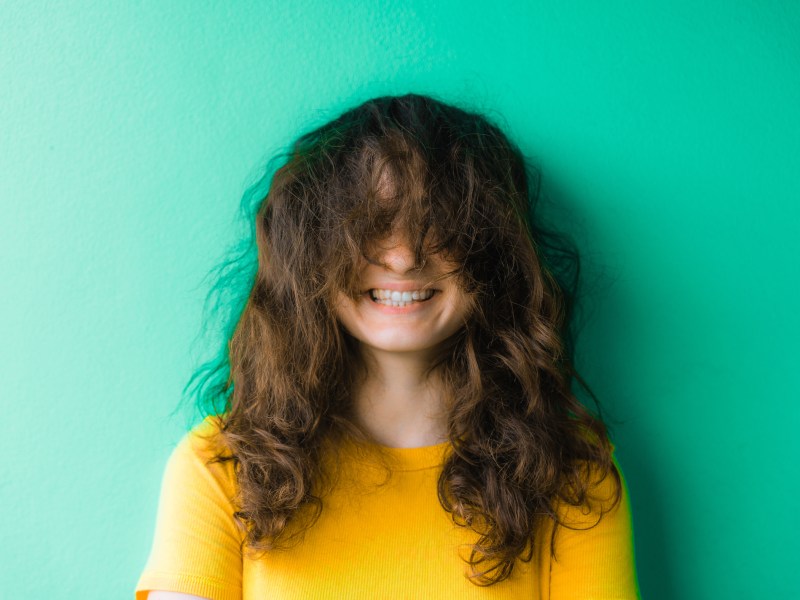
[548,448,641,598]
[558,445,629,528]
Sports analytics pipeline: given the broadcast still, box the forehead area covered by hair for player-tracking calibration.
[351,132,442,258]
[282,94,532,302]
[359,130,428,217]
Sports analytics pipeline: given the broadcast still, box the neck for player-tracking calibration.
[351,347,448,448]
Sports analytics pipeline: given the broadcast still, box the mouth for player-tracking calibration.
[364,288,439,308]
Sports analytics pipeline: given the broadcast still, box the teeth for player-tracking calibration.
[369,288,435,306]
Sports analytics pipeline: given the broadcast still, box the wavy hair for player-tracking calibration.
[186,93,620,585]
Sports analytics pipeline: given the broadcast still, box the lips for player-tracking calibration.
[360,287,440,311]
[370,288,435,302]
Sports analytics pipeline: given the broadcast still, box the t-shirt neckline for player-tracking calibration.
[343,437,453,471]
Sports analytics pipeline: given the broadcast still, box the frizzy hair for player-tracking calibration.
[185,93,621,585]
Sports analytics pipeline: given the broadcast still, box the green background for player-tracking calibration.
[2,1,798,598]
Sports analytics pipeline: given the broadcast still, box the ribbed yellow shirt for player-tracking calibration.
[136,417,640,599]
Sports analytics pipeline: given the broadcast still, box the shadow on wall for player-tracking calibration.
[538,178,678,600]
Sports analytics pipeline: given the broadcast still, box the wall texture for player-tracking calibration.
[2,1,798,598]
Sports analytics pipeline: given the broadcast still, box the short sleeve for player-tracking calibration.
[549,455,641,599]
[135,417,243,600]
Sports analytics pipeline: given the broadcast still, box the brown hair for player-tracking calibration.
[186,93,620,585]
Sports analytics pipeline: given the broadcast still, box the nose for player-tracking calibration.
[369,234,419,273]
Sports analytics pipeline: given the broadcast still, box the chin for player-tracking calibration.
[367,335,437,353]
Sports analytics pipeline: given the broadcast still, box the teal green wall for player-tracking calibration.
[3,1,798,598]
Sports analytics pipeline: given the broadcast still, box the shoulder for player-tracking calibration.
[547,451,641,597]
[556,448,627,529]
[182,414,228,455]
[136,415,245,599]
[165,415,237,499]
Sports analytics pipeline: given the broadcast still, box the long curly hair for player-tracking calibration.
[186,93,620,586]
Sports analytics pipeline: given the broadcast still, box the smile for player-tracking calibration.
[368,288,437,307]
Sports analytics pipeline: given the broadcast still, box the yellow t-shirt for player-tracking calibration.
[135,417,640,599]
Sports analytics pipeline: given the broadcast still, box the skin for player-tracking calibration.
[333,230,472,448]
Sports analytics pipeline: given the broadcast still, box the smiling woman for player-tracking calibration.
[135,93,640,599]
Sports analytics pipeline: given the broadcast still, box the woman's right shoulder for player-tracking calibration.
[165,414,237,495]
[183,414,228,452]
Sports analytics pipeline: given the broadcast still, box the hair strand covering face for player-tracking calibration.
[187,93,621,586]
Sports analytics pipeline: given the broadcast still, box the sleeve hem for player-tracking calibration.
[135,571,242,600]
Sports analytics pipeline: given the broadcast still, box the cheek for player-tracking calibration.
[450,289,475,322]
[433,293,472,340]
[332,294,359,331]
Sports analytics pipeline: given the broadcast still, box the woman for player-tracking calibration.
[136,93,640,599]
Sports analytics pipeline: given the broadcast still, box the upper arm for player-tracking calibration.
[549,457,641,599]
[135,421,243,600]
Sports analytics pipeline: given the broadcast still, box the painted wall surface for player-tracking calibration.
[2,1,798,598]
